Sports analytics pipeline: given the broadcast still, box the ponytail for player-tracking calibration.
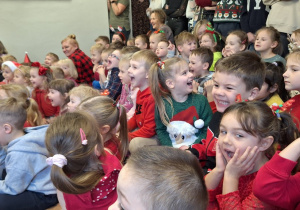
[26,98,43,126]
[118,105,129,163]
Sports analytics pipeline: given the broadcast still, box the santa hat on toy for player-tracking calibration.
[24,52,31,63]
[170,106,204,129]
[1,61,21,72]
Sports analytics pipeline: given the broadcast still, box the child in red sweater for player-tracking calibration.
[45,112,122,209]
[205,101,298,209]
[30,62,59,120]
[127,49,159,152]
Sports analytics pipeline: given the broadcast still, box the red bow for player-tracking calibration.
[31,62,48,76]
[157,61,165,70]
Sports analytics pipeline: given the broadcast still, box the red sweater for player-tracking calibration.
[32,88,59,118]
[253,152,300,210]
[63,151,122,210]
[127,87,156,139]
[208,172,277,209]
[104,135,121,161]
[286,94,300,130]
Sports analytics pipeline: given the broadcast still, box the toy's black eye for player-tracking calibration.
[174,134,177,138]
[181,135,185,139]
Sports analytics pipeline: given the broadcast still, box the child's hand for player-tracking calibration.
[97,65,106,76]
[167,41,175,51]
[192,80,199,93]
[247,32,255,43]
[179,145,189,150]
[93,64,99,73]
[222,48,234,57]
[215,142,226,173]
[224,146,259,179]
[204,80,214,102]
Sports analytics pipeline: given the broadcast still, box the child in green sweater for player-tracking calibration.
[149,57,213,148]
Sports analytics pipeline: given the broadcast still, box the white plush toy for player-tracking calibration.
[167,119,204,148]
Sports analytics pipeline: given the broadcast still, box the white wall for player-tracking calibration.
[0,0,109,63]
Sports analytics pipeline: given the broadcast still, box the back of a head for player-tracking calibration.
[0,97,27,130]
[45,111,104,194]
[110,41,126,50]
[215,51,266,90]
[120,46,140,56]
[69,85,99,102]
[127,146,208,210]
[2,54,17,62]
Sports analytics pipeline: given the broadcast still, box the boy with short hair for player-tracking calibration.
[44,52,59,66]
[0,97,57,209]
[189,47,214,95]
[95,35,110,48]
[109,146,208,210]
[175,31,197,62]
[182,51,266,174]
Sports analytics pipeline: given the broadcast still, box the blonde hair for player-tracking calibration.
[79,96,128,162]
[69,85,99,102]
[2,54,17,62]
[149,57,187,126]
[57,59,78,79]
[90,44,105,54]
[14,65,31,86]
[150,32,168,43]
[45,111,105,194]
[0,84,42,127]
[46,53,59,63]
[131,49,159,72]
[175,31,197,46]
[126,146,208,210]
[51,67,65,79]
[193,20,209,38]
[0,97,27,130]
[61,34,79,49]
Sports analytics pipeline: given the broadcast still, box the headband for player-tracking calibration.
[153,30,165,34]
[116,31,126,42]
[205,22,220,43]
[157,61,165,70]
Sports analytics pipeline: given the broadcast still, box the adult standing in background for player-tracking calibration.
[163,0,189,36]
[150,9,174,43]
[61,35,94,86]
[132,0,150,37]
[107,0,130,41]
[263,0,300,57]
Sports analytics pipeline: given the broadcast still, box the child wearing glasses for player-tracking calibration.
[106,48,123,100]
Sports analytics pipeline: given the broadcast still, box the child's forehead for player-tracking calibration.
[2,65,12,71]
[158,41,168,47]
[214,71,244,84]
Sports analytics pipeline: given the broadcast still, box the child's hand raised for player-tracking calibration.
[192,80,199,93]
[215,142,227,173]
[224,146,259,179]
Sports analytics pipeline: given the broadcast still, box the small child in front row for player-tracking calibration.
[150,57,212,148]
[48,79,75,115]
[45,111,122,209]
[283,49,300,129]
[156,40,169,61]
[189,47,214,95]
[175,31,197,62]
[1,61,21,84]
[118,55,138,120]
[109,146,208,210]
[79,96,129,162]
[67,85,100,112]
[183,52,266,173]
[0,98,57,209]
[127,49,159,152]
[222,30,248,57]
[255,26,286,66]
[255,61,288,105]
[0,84,42,127]
[30,62,59,119]
[13,65,33,94]
[205,101,299,209]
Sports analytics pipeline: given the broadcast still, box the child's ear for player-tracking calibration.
[94,144,102,157]
[177,45,183,53]
[100,125,110,135]
[271,41,278,49]
[166,78,174,89]
[247,87,260,101]
[258,136,274,151]
[269,84,278,93]
[64,93,69,99]
[240,44,246,51]
[203,62,209,70]
[3,123,12,134]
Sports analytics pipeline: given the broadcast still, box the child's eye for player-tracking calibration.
[235,134,244,138]
[213,83,219,88]
[226,87,233,90]
[220,130,227,135]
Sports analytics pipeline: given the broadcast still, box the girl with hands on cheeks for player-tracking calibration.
[205,101,299,209]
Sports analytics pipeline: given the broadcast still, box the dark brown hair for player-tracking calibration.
[45,111,105,194]
[190,47,214,69]
[228,30,248,50]
[49,79,75,108]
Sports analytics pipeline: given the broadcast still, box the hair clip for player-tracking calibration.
[235,94,249,103]
[80,128,88,145]
[241,39,247,44]
[46,154,67,168]
[270,99,295,115]
[31,62,41,68]
[100,89,110,96]
[153,30,165,34]
[157,61,165,70]
[272,62,278,66]
[38,66,48,76]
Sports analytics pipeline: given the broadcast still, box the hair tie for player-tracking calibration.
[241,39,247,44]
[157,61,165,70]
[46,154,67,168]
[205,22,219,43]
[272,62,278,66]
[270,99,295,116]
[80,128,88,145]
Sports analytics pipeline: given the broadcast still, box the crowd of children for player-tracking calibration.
[1,12,300,209]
